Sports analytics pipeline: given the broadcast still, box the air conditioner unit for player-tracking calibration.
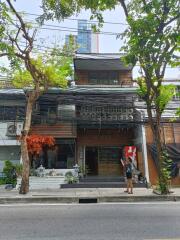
[16,122,24,136]
[6,122,24,136]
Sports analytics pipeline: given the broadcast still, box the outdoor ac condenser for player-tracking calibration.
[6,122,24,136]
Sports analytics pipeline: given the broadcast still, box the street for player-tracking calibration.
[0,202,180,240]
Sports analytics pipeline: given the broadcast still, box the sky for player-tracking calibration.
[1,0,180,79]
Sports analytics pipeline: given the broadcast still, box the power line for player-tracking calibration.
[20,12,128,26]
[10,21,123,36]
[5,41,178,69]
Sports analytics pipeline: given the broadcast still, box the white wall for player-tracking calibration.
[0,122,21,171]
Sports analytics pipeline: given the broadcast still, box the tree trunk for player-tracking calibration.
[147,104,169,193]
[19,91,38,194]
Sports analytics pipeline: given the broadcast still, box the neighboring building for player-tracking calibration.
[0,89,25,171]
[65,20,99,53]
[29,53,180,185]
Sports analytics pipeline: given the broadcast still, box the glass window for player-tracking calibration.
[0,106,25,121]
[88,71,119,85]
[40,144,75,169]
[99,147,120,164]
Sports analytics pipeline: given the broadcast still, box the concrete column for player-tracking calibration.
[141,125,150,185]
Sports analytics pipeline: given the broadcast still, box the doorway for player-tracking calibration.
[85,147,98,175]
[85,146,124,176]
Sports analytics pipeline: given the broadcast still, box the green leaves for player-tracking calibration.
[11,50,72,89]
[155,85,175,113]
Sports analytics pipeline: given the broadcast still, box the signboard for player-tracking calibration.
[124,146,137,162]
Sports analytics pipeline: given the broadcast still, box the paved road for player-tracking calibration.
[0,202,180,240]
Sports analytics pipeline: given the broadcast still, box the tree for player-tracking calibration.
[41,0,180,193]
[0,0,75,194]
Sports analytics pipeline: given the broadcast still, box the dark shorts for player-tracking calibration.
[126,172,132,179]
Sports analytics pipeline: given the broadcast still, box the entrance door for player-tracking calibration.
[85,147,98,175]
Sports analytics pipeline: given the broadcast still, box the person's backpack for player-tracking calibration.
[126,164,132,174]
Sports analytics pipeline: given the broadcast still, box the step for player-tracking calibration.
[16,176,66,190]
[61,182,147,189]
[80,176,125,182]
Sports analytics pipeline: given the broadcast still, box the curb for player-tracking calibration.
[0,195,179,204]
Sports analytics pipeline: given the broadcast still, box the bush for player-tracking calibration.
[0,178,6,185]
[65,171,78,184]
[3,160,17,186]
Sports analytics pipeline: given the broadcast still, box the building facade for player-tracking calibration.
[0,54,179,186]
[0,89,25,170]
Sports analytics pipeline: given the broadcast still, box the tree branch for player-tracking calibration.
[118,0,129,18]
[0,53,9,57]
[6,0,34,53]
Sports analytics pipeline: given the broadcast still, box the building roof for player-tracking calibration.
[0,89,25,100]
[74,53,132,71]
[46,86,137,95]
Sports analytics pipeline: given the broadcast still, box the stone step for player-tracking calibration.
[61,182,147,189]
[80,176,125,182]
[16,176,65,190]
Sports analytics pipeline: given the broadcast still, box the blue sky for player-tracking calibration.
[14,0,127,53]
[2,0,180,79]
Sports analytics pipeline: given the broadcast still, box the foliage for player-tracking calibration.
[65,171,78,184]
[3,160,17,186]
[40,0,117,26]
[155,85,175,113]
[157,151,172,194]
[26,135,55,156]
[176,108,180,117]
[0,1,76,90]
[0,178,6,185]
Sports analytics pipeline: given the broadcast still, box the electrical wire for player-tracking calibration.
[19,12,128,26]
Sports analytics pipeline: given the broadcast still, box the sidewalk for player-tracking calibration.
[0,186,180,204]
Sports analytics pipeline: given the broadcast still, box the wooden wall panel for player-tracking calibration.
[171,176,180,185]
[145,125,153,144]
[98,163,122,176]
[173,123,180,143]
[163,124,174,144]
[75,70,133,86]
[77,129,134,146]
[30,123,77,138]
[118,70,133,86]
[147,150,158,185]
[75,70,88,85]
[137,151,144,176]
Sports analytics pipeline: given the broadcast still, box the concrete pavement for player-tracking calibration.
[0,186,180,204]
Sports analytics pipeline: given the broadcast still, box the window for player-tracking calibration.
[88,71,119,85]
[57,105,75,119]
[98,147,121,164]
[0,106,25,121]
[40,143,75,169]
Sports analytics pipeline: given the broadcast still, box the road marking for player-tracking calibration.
[0,202,180,207]
[144,239,180,240]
